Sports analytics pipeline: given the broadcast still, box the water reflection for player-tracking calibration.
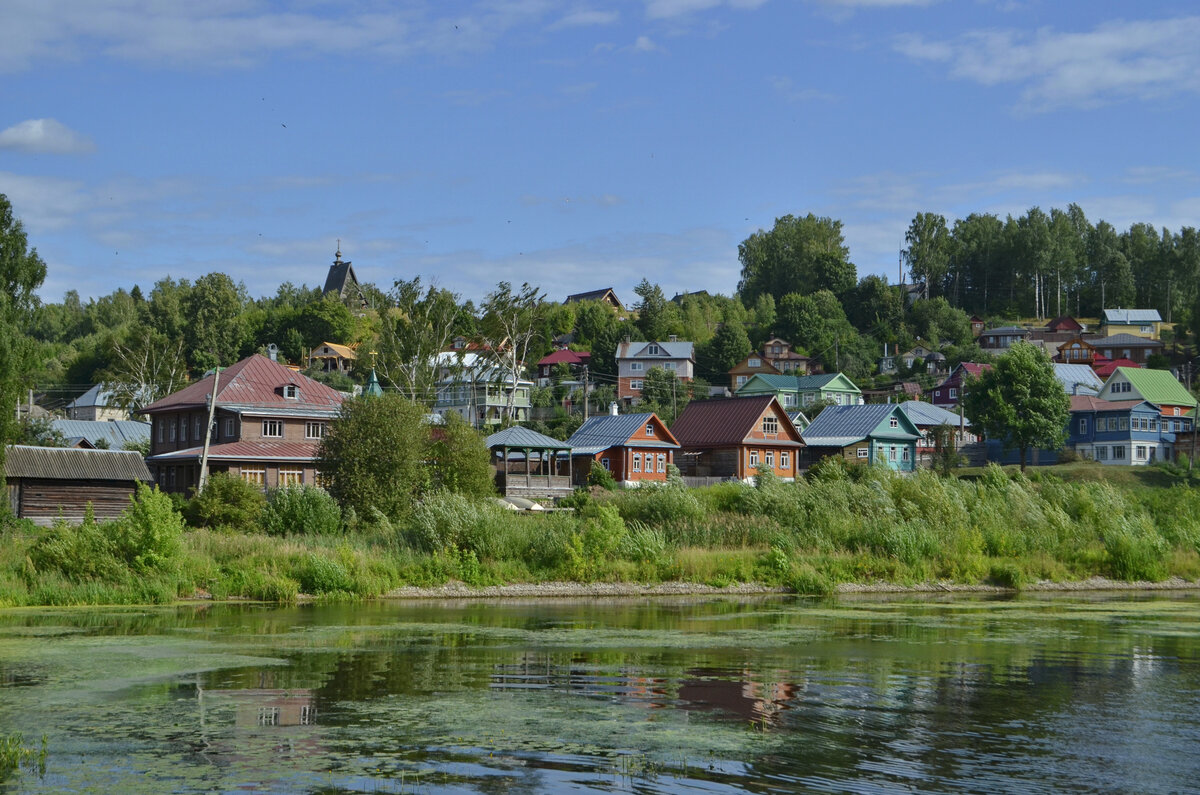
[0,595,1197,793]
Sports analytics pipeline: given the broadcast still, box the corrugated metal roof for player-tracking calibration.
[896,401,971,428]
[141,355,345,414]
[740,373,846,391]
[1091,333,1163,347]
[4,445,152,482]
[801,404,919,446]
[50,419,151,448]
[1070,396,1146,413]
[65,384,116,410]
[671,395,793,447]
[616,340,695,360]
[536,349,590,367]
[1112,367,1198,407]
[566,413,679,453]
[146,441,321,462]
[1103,308,1162,324]
[485,426,572,450]
[1052,363,1103,396]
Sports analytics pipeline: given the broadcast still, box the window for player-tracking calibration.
[1096,446,1108,460]
[780,451,790,470]
[736,376,748,387]
[765,450,774,469]
[180,420,187,443]
[257,707,279,727]
[857,447,869,459]
[283,384,299,399]
[802,392,814,406]
[949,388,958,399]
[1119,418,1128,431]
[169,420,177,442]
[157,420,164,443]
[1136,446,1148,461]
[902,447,910,462]
[299,705,315,726]
[657,454,666,473]
[1150,418,1157,431]
[630,362,644,372]
[749,358,761,368]
[194,418,202,439]
[1113,445,1126,460]
[784,394,797,408]
[935,390,941,398]
[1079,418,1088,434]
[224,418,234,437]
[306,422,326,439]
[664,362,677,370]
[630,380,643,390]
[168,467,176,488]
[241,468,266,487]
[646,423,655,436]
[632,453,642,472]
[1141,325,1153,333]
[279,468,303,486]
[601,457,610,471]
[748,450,759,467]
[889,417,899,428]
[762,416,779,434]
[1174,407,1181,416]
[647,344,661,355]
[262,420,284,438]
[889,446,897,461]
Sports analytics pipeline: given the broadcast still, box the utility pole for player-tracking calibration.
[582,364,589,419]
[197,368,222,494]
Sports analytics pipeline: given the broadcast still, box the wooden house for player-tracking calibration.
[566,410,679,486]
[307,342,357,375]
[565,288,625,312]
[4,445,152,526]
[761,338,809,374]
[141,354,345,494]
[536,349,590,386]
[931,363,991,409]
[321,248,366,306]
[1100,309,1162,339]
[1098,367,1197,434]
[1067,397,1175,465]
[728,352,780,390]
[670,395,803,482]
[979,326,1032,352]
[894,401,976,467]
[735,372,863,411]
[1089,333,1163,364]
[1046,316,1083,333]
[800,404,920,472]
[1055,336,1097,365]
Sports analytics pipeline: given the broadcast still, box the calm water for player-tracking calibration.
[1,594,1199,794]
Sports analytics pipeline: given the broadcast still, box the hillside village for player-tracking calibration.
[7,216,1200,517]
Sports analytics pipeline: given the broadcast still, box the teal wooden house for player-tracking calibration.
[799,404,920,472]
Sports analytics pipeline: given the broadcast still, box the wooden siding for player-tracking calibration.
[11,478,138,526]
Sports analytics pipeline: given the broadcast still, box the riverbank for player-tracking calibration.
[4,462,1200,607]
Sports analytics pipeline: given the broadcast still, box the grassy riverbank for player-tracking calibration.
[2,460,1200,606]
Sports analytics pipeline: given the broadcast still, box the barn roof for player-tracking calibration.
[140,354,345,414]
[3,445,152,482]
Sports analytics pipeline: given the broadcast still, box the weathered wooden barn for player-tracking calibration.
[4,445,153,526]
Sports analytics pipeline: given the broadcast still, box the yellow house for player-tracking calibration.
[1101,309,1162,340]
[307,342,357,374]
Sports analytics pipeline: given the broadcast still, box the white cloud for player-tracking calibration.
[768,76,836,103]
[644,0,768,20]
[548,9,619,29]
[895,16,1200,111]
[632,35,660,52]
[0,118,94,154]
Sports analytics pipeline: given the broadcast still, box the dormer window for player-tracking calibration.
[646,423,655,436]
[283,384,299,399]
[889,417,899,428]
[647,344,661,355]
[749,358,761,368]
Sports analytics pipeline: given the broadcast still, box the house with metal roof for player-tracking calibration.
[486,426,574,499]
[140,354,345,494]
[433,352,534,427]
[50,419,151,450]
[1067,396,1174,465]
[670,395,803,482]
[895,401,976,467]
[564,287,625,312]
[800,404,920,472]
[536,348,591,387]
[65,384,128,422]
[1098,367,1196,433]
[566,410,679,486]
[931,362,992,409]
[1089,333,1164,364]
[616,340,695,405]
[1101,308,1162,339]
[4,445,152,526]
[735,372,863,411]
[1051,363,1104,397]
[979,326,1032,352]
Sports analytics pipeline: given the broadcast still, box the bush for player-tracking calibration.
[262,486,342,536]
[185,473,265,533]
[588,465,617,491]
[112,484,184,572]
[1105,521,1169,582]
[406,492,520,558]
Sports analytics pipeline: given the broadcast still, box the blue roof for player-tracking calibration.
[50,419,151,448]
[566,413,678,455]
[896,401,971,428]
[1103,308,1161,324]
[801,404,919,446]
[485,426,572,450]
[65,384,116,410]
[1051,363,1103,396]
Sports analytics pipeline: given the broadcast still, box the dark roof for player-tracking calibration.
[567,412,679,455]
[1046,316,1083,331]
[140,355,345,414]
[1070,396,1146,413]
[537,349,591,367]
[146,441,321,462]
[1090,333,1164,347]
[323,257,359,297]
[671,395,787,447]
[565,288,624,310]
[4,445,152,482]
[670,290,710,304]
[801,404,919,446]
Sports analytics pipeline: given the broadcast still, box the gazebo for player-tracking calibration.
[485,426,574,499]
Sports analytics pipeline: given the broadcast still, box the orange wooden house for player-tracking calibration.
[670,395,803,482]
[566,410,680,485]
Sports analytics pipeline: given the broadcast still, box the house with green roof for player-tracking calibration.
[735,372,863,411]
[1098,367,1197,433]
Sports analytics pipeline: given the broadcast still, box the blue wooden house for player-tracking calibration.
[1067,396,1175,465]
[799,404,919,472]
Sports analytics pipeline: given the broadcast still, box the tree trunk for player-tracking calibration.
[1019,445,1028,472]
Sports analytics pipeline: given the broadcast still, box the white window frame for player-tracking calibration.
[1135,446,1148,461]
[632,453,642,473]
[630,379,643,390]
[765,450,774,469]
[157,420,164,443]
[657,453,666,473]
[306,421,326,439]
[645,423,655,437]
[601,457,610,471]
[262,419,284,438]
[780,451,790,470]
[169,420,177,442]
[1079,418,1088,434]
[180,420,187,443]
[283,384,299,399]
[241,468,266,487]
[647,344,661,355]
[1096,446,1108,460]
[749,358,761,368]
[748,450,759,468]
[736,375,748,387]
[630,362,644,372]
[762,416,779,434]
[949,388,958,399]
[889,417,899,428]
[857,447,869,459]
[279,467,304,486]
[224,417,234,437]
[1113,445,1126,460]
[194,417,202,439]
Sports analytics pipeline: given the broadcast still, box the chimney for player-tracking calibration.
[668,334,678,342]
[610,402,619,416]
[267,343,279,362]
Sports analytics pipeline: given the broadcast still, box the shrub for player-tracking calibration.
[588,465,617,491]
[295,553,355,594]
[112,484,184,572]
[613,482,704,526]
[1105,521,1169,582]
[185,473,265,533]
[406,492,518,558]
[262,486,342,536]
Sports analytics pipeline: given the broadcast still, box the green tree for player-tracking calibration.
[480,281,545,420]
[962,342,1069,471]
[0,195,47,461]
[428,412,495,497]
[737,214,854,303]
[907,298,972,348]
[296,295,355,349]
[638,366,689,425]
[904,212,951,301]
[632,279,675,341]
[376,277,461,405]
[697,317,752,380]
[185,272,245,371]
[317,393,431,522]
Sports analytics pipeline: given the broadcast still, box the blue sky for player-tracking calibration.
[2,0,1199,306]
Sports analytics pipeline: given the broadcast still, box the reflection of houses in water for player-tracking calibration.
[489,654,667,707]
[201,688,318,728]
[677,668,799,726]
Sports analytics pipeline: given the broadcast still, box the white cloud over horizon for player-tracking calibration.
[0,118,95,154]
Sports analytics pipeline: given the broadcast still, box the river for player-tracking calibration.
[1,594,1198,793]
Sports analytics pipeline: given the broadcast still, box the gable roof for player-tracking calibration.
[567,412,679,455]
[66,384,117,411]
[1110,367,1197,407]
[565,288,624,310]
[616,340,695,360]
[801,404,919,446]
[537,349,591,367]
[1070,396,1148,413]
[140,355,345,414]
[1046,316,1083,331]
[485,426,572,451]
[323,257,359,298]
[671,395,794,447]
[1094,357,1140,377]
[937,362,991,388]
[310,342,357,360]
[1091,333,1163,347]
[4,445,152,482]
[1103,308,1162,324]
[50,420,151,448]
[1051,363,1104,396]
[896,401,970,428]
[737,372,859,393]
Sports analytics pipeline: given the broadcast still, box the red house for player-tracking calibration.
[566,410,679,484]
[535,349,591,386]
[931,362,992,409]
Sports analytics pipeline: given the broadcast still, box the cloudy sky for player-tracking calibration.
[2,0,1199,305]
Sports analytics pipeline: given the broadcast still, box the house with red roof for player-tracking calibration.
[930,362,992,409]
[670,395,803,482]
[535,349,590,387]
[140,354,345,494]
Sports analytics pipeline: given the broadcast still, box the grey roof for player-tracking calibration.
[896,401,971,428]
[1090,333,1163,347]
[485,426,572,451]
[566,413,678,456]
[616,340,695,360]
[50,419,151,448]
[739,373,855,392]
[3,445,152,482]
[801,404,919,447]
[65,384,116,410]
[982,326,1030,335]
[1051,363,1104,396]
[1103,308,1162,324]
